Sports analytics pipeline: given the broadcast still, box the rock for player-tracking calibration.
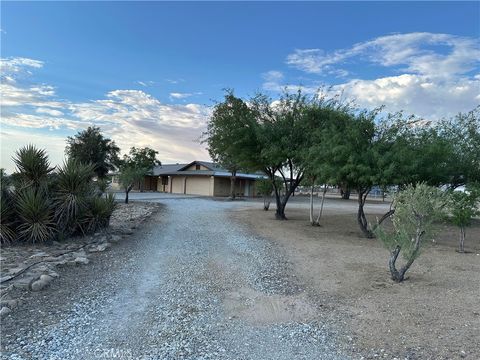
[0,307,12,318]
[48,271,59,278]
[39,274,54,283]
[71,250,87,258]
[110,235,121,243]
[30,279,48,291]
[74,257,89,265]
[13,276,37,290]
[29,252,49,258]
[0,299,19,309]
[88,243,111,253]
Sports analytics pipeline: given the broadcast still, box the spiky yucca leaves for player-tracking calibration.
[1,169,16,244]
[13,145,55,190]
[1,195,16,244]
[80,193,117,233]
[54,160,95,234]
[16,188,56,243]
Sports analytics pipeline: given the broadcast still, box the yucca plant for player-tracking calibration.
[54,159,95,234]
[1,169,16,244]
[13,145,55,190]
[15,188,56,243]
[80,193,117,233]
[1,194,16,244]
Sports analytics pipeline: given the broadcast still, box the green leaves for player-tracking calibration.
[79,193,117,233]
[65,126,120,179]
[12,144,54,190]
[448,186,480,228]
[15,188,56,243]
[54,159,95,234]
[376,183,447,260]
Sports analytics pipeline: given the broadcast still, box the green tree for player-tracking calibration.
[250,91,313,220]
[314,107,380,237]
[124,147,161,192]
[118,146,160,203]
[440,107,480,188]
[448,185,480,253]
[374,183,447,282]
[65,126,120,180]
[204,91,257,200]
[118,165,145,204]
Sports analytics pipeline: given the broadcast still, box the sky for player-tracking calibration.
[1,1,479,173]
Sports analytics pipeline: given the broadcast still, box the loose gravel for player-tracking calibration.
[1,197,348,359]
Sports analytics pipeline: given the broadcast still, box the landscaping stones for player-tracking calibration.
[0,202,160,317]
[73,257,89,265]
[0,307,12,318]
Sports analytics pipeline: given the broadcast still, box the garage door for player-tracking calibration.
[171,177,184,194]
[185,176,210,196]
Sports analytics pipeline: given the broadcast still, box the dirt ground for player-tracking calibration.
[231,197,480,359]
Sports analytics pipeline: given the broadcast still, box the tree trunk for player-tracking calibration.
[125,190,129,204]
[229,173,236,200]
[263,196,270,211]
[309,184,316,226]
[275,200,287,220]
[357,189,374,238]
[389,230,423,282]
[315,184,327,225]
[340,183,350,199]
[459,226,465,253]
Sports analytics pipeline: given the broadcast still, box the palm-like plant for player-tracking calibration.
[16,188,56,243]
[54,160,95,233]
[1,169,16,244]
[80,193,117,233]
[1,195,16,244]
[13,145,55,190]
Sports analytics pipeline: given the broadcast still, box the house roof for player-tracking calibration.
[152,160,266,179]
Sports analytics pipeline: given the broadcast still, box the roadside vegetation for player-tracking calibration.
[1,127,161,245]
[204,90,479,281]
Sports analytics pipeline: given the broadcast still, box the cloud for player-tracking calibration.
[169,92,202,100]
[0,57,44,80]
[286,32,479,78]
[269,32,480,119]
[136,80,155,87]
[0,57,211,172]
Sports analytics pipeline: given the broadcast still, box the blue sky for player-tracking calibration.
[1,2,479,172]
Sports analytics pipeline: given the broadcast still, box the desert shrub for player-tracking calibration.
[448,185,480,253]
[15,188,56,243]
[54,160,95,235]
[12,145,54,190]
[1,194,15,244]
[80,193,117,233]
[2,145,118,246]
[0,170,15,244]
[374,183,447,282]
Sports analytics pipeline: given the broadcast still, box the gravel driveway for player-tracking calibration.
[1,196,348,360]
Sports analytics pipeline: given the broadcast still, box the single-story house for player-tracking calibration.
[112,160,266,197]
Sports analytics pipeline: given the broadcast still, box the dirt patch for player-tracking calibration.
[231,198,480,359]
[224,287,316,325]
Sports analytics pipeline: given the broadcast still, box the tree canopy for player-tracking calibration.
[65,126,120,180]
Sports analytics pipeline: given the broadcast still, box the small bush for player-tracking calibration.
[80,193,117,233]
[15,188,56,243]
[54,160,95,235]
[375,183,447,282]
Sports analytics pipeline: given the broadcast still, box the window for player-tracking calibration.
[195,164,201,170]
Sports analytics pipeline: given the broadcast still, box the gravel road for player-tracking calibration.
[1,196,348,360]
